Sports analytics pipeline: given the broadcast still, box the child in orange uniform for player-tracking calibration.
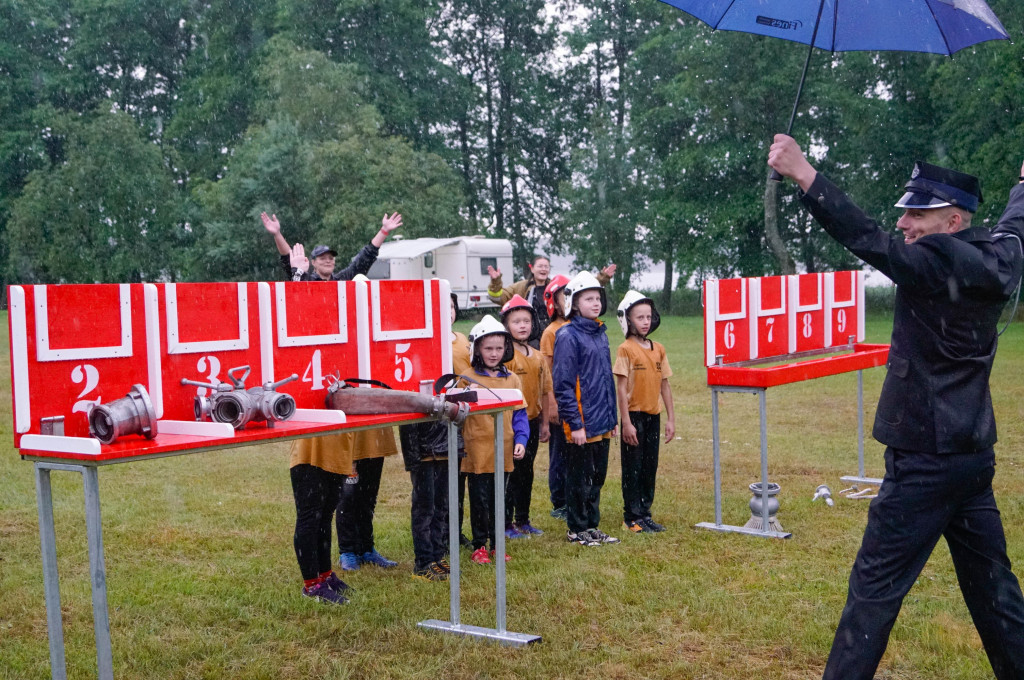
[461,316,529,564]
[613,292,675,533]
[500,295,551,538]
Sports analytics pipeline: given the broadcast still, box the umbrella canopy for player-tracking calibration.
[659,0,1008,55]
[658,0,1009,178]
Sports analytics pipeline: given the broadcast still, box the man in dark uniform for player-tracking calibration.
[769,134,1024,680]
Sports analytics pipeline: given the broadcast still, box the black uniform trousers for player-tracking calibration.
[291,464,345,581]
[620,411,661,523]
[336,456,384,555]
[409,459,449,570]
[823,446,1024,679]
[506,416,541,526]
[463,471,509,550]
[548,422,567,510]
[565,438,610,535]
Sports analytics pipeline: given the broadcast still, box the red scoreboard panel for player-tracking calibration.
[156,281,266,423]
[367,279,452,389]
[9,278,455,459]
[788,273,826,354]
[704,270,866,367]
[9,284,157,443]
[267,280,364,410]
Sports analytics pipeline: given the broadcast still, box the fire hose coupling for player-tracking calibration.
[181,365,299,430]
[87,384,158,445]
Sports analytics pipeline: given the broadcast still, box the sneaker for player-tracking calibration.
[640,517,665,533]
[459,533,472,549]
[302,581,349,605]
[589,528,620,544]
[550,506,567,520]
[505,524,527,540]
[361,549,398,568]
[412,562,448,582]
[437,557,451,574]
[321,572,352,593]
[623,520,646,533]
[339,552,361,571]
[567,529,600,547]
[470,546,491,565]
[490,549,512,563]
[515,522,544,536]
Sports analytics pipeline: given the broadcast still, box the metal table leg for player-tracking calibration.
[35,464,67,680]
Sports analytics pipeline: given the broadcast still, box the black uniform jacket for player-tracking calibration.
[801,174,1024,453]
[279,242,380,282]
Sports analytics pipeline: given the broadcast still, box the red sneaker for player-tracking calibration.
[470,546,491,565]
[490,549,511,563]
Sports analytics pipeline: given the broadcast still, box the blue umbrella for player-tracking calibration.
[658,0,1010,177]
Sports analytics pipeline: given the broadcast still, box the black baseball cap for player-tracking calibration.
[310,245,337,259]
[895,161,982,213]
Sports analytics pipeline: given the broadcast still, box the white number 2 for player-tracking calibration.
[71,364,101,414]
[394,343,412,383]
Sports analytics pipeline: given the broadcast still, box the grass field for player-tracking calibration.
[2,312,1023,679]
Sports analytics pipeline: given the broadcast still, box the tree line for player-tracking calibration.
[1,0,1022,309]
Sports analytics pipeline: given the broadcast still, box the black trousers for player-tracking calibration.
[823,447,1024,679]
[410,459,449,570]
[620,411,661,523]
[465,471,509,550]
[336,456,384,555]
[548,423,567,509]
[506,416,541,525]
[291,464,345,581]
[564,438,610,534]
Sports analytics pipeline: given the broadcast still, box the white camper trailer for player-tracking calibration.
[367,236,514,311]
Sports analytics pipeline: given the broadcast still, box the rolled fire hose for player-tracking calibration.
[325,385,470,426]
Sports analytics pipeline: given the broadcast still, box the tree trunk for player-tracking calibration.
[661,245,674,314]
[763,171,796,274]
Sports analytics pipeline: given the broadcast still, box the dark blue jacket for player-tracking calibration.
[552,315,617,437]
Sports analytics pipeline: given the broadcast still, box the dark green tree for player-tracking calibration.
[7,110,186,283]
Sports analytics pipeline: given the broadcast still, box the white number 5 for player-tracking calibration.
[394,343,412,383]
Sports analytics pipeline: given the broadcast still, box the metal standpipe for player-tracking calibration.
[35,461,114,680]
[418,411,540,646]
[840,369,884,486]
[695,386,791,539]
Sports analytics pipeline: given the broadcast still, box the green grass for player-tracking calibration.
[2,313,1023,679]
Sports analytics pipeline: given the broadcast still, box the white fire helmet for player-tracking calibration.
[563,271,607,318]
[617,290,661,338]
[468,315,515,368]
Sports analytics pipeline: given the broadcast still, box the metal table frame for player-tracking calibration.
[695,368,879,539]
[418,414,541,646]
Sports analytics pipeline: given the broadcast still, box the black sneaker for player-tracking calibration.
[321,572,352,593]
[589,528,620,544]
[302,581,349,605]
[459,533,472,549]
[412,563,447,582]
[640,518,665,533]
[567,529,600,547]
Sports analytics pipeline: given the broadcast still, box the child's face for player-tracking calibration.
[450,298,457,324]
[575,289,603,320]
[505,309,533,341]
[628,303,653,336]
[478,335,507,368]
[553,290,566,317]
